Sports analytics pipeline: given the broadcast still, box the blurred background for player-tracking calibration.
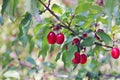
[0,0,120,80]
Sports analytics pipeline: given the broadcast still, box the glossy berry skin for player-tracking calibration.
[56,33,65,44]
[72,52,80,64]
[47,31,56,44]
[72,38,80,45]
[80,54,87,64]
[111,48,120,59]
[74,52,80,59]
[72,59,79,64]
[82,32,87,38]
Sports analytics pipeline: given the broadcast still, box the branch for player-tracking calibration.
[94,42,113,48]
[39,0,67,26]
[68,14,75,27]
[39,0,51,14]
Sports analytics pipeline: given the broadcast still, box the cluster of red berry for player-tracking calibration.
[47,25,65,45]
[47,31,65,44]
[71,35,87,65]
[72,52,87,64]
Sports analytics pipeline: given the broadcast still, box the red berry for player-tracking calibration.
[72,58,79,64]
[99,0,104,6]
[72,38,80,45]
[82,32,87,38]
[47,31,56,44]
[74,52,80,59]
[80,54,87,64]
[111,48,120,59]
[72,52,80,64]
[65,45,68,50]
[56,33,65,44]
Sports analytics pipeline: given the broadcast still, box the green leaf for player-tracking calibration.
[90,5,103,14]
[42,62,55,69]
[55,51,62,62]
[5,0,19,21]
[28,35,34,54]
[81,37,95,46]
[96,32,112,43]
[75,2,92,14]
[51,4,62,14]
[104,0,115,14]
[96,17,108,24]
[26,57,36,66]
[1,0,9,15]
[18,12,32,47]
[20,34,28,47]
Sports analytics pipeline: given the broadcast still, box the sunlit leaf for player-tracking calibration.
[51,4,62,14]
[96,32,112,43]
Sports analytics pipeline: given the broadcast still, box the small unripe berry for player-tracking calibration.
[53,25,61,31]
[82,32,87,38]
[111,48,120,59]
[56,33,65,44]
[47,31,56,44]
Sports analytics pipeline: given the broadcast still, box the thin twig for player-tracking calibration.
[68,14,75,27]
[39,0,67,26]
[94,42,113,48]
[39,0,51,14]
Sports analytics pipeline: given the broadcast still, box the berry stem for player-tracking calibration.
[38,0,67,26]
[94,42,113,48]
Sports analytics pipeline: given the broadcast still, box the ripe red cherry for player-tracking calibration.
[80,54,87,64]
[47,31,56,44]
[72,38,80,45]
[111,48,120,59]
[72,52,80,64]
[74,52,80,59]
[72,58,79,64]
[56,33,65,44]
[82,32,87,38]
